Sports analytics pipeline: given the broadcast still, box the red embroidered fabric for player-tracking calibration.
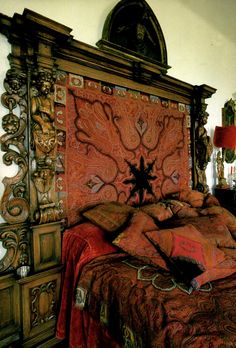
[63,81,190,225]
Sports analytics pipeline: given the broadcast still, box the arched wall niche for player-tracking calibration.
[97,0,170,74]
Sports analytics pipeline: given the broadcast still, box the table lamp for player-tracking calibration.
[213,125,236,188]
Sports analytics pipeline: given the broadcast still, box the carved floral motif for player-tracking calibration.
[31,280,57,327]
[0,224,30,273]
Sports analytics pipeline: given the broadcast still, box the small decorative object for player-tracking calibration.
[213,125,236,188]
[17,265,30,278]
[228,166,236,189]
[230,168,236,190]
[233,178,236,190]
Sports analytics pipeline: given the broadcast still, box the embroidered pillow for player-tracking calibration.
[140,202,173,221]
[179,189,205,208]
[166,200,199,218]
[200,206,236,240]
[170,189,205,208]
[82,201,135,232]
[113,211,168,271]
[161,215,236,249]
[145,224,236,289]
[219,247,236,259]
[203,193,220,207]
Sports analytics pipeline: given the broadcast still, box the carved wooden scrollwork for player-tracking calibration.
[0,9,69,226]
[30,69,62,224]
[31,280,57,327]
[0,68,30,224]
[0,223,30,273]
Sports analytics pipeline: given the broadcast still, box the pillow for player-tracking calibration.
[82,201,135,232]
[203,193,220,207]
[112,211,168,271]
[166,200,199,218]
[162,215,236,249]
[145,224,236,289]
[219,247,236,259]
[200,206,236,240]
[140,202,173,221]
[178,189,205,208]
[170,189,205,208]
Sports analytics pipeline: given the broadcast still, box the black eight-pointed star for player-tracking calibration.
[124,156,157,204]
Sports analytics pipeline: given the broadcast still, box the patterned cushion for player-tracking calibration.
[162,215,236,249]
[203,193,220,207]
[219,247,236,259]
[167,200,199,218]
[145,224,236,289]
[178,189,205,208]
[200,206,236,240]
[82,201,135,232]
[113,211,168,270]
[140,202,173,221]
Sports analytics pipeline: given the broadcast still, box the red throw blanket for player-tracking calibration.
[56,222,124,347]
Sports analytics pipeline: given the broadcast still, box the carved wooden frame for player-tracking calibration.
[97,0,169,73]
[0,10,70,275]
[0,8,216,274]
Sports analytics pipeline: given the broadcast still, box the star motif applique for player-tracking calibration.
[124,156,157,204]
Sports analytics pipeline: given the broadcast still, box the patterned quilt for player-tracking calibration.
[76,253,236,348]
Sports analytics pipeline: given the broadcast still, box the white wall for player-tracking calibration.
[0,0,236,223]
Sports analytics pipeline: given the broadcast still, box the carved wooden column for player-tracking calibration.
[192,84,216,193]
[0,10,71,346]
[29,68,61,224]
[26,21,60,224]
[0,9,72,226]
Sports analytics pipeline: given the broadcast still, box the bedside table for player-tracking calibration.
[214,188,236,216]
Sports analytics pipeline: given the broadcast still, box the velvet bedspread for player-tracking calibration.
[56,223,124,347]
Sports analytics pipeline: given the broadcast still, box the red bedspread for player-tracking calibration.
[77,254,236,348]
[56,204,236,347]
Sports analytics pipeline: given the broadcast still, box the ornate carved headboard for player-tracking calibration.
[0,1,216,346]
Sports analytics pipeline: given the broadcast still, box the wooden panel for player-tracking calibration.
[22,336,65,348]
[19,267,61,345]
[0,274,20,346]
[32,222,61,272]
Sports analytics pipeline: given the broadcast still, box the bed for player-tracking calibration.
[56,197,236,347]
[54,1,236,347]
[1,1,236,347]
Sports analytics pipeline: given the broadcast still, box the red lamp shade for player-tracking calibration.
[213,125,236,149]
